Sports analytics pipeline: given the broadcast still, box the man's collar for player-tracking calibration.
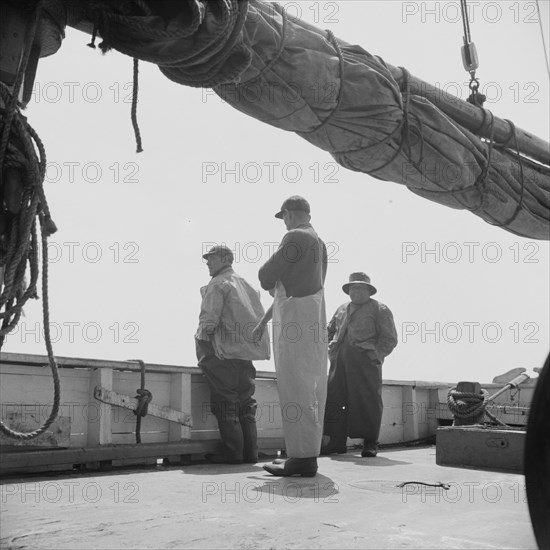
[211,265,233,278]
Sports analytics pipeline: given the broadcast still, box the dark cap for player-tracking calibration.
[342,272,377,295]
[202,244,234,263]
[274,195,311,219]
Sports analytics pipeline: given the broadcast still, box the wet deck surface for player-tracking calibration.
[0,446,536,549]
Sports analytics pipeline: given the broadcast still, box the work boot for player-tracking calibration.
[320,435,347,455]
[240,406,258,464]
[361,441,378,458]
[263,457,318,477]
[216,416,244,463]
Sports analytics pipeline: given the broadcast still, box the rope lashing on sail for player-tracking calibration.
[0,0,61,440]
[363,66,426,177]
[83,0,250,87]
[314,26,426,178]
[447,388,508,427]
[469,111,529,233]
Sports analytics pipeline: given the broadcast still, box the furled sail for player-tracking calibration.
[64,1,550,239]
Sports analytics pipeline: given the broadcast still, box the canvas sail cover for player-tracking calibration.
[64,0,550,239]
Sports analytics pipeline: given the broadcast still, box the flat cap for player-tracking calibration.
[274,196,311,219]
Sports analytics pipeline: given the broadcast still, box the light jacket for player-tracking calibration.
[195,266,270,361]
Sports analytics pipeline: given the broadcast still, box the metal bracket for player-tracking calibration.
[93,385,192,427]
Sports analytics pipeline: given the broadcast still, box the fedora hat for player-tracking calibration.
[342,272,377,295]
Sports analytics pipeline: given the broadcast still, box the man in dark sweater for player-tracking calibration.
[322,272,398,458]
[255,196,328,477]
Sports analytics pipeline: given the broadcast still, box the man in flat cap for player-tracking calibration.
[195,244,270,464]
[255,196,328,477]
[322,272,397,458]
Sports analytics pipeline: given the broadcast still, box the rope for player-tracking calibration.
[86,2,145,153]
[0,0,60,440]
[396,481,451,490]
[131,58,143,153]
[471,112,528,234]
[364,67,425,176]
[132,360,152,444]
[499,120,526,226]
[85,0,250,87]
[535,0,550,81]
[447,388,508,427]
[474,110,495,209]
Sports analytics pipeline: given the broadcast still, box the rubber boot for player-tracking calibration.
[322,402,348,455]
[240,406,258,464]
[361,440,379,458]
[216,416,244,463]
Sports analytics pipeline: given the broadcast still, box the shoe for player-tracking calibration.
[361,444,378,458]
[263,457,318,477]
[204,453,243,465]
[320,445,347,456]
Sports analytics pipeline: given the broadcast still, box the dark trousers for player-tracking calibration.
[323,343,383,448]
[196,339,258,462]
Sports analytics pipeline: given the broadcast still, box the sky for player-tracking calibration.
[4,0,550,385]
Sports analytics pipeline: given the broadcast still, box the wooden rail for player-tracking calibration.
[0,352,533,474]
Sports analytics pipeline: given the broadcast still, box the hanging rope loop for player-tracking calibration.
[0,0,60,440]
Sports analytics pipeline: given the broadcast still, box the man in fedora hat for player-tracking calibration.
[322,272,397,458]
[195,244,270,464]
[254,196,328,477]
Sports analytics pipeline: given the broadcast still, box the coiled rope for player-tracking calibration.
[447,388,507,426]
[0,0,60,440]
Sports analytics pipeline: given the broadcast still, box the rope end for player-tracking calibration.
[42,216,57,237]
